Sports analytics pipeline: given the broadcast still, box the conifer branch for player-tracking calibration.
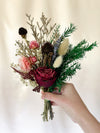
[61,23,76,41]
[50,40,97,91]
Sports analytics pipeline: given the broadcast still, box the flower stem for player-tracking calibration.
[41,87,54,121]
[42,100,54,121]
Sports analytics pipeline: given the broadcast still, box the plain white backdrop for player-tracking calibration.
[0,0,100,133]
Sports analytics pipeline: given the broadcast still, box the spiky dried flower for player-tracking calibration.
[42,42,54,54]
[42,42,54,66]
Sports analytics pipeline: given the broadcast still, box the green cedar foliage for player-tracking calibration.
[49,39,97,92]
[51,24,76,63]
[60,23,76,41]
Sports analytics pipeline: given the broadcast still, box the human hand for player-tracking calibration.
[41,83,87,123]
[41,83,100,133]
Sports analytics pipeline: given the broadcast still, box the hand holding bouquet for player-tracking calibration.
[11,13,97,121]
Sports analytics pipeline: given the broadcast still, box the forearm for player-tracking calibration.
[78,109,100,133]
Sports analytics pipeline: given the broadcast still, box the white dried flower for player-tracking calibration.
[53,56,63,68]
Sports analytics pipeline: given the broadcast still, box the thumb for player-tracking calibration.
[41,91,62,104]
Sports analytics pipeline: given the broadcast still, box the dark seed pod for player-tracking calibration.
[18,27,27,38]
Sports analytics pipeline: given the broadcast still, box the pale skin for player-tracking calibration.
[41,83,100,133]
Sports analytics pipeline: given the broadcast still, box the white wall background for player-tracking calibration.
[0,0,100,133]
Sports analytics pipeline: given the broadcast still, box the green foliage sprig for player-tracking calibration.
[11,13,97,122]
[49,40,97,92]
[52,24,76,63]
[61,23,76,41]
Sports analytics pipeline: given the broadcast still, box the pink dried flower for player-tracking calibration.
[29,56,37,64]
[19,56,31,72]
[29,41,39,49]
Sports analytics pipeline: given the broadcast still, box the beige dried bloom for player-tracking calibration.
[53,56,63,68]
[58,38,69,56]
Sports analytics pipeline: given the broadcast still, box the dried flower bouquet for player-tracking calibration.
[11,13,97,121]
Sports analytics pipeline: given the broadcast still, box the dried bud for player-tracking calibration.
[42,42,54,66]
[42,42,54,54]
[18,27,27,38]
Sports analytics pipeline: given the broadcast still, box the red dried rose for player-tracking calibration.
[33,67,57,88]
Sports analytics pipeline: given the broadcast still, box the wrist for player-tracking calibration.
[77,109,100,133]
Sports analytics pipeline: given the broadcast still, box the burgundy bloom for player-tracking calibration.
[33,67,57,88]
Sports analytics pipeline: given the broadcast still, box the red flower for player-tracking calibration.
[29,41,39,49]
[34,67,57,88]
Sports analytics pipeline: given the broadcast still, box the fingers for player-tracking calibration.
[52,91,62,95]
[41,91,62,104]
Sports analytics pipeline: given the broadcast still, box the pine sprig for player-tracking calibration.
[61,23,76,41]
[49,62,81,92]
[63,40,97,65]
[84,41,97,51]
[58,62,80,90]
[60,40,97,77]
[51,24,76,63]
[60,62,81,80]
[50,40,97,92]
